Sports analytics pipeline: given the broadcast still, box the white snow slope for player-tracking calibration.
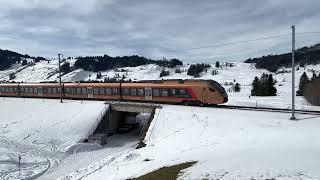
[58,105,320,180]
[0,98,107,179]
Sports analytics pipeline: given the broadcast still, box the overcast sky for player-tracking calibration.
[0,0,320,63]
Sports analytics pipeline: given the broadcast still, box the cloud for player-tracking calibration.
[0,0,319,62]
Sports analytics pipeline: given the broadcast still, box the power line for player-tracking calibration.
[169,31,320,53]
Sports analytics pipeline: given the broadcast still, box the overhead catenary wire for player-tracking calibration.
[168,31,320,53]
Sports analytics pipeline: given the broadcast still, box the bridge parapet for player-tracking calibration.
[105,101,161,113]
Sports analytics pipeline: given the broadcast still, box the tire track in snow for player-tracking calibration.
[0,138,64,180]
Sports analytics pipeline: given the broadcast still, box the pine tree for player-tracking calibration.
[267,74,277,96]
[234,83,241,92]
[251,74,277,96]
[297,72,309,96]
[215,61,220,68]
[251,76,260,96]
[311,72,317,81]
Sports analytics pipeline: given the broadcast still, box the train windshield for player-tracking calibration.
[209,80,228,98]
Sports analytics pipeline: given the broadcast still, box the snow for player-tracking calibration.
[55,105,320,180]
[0,97,107,179]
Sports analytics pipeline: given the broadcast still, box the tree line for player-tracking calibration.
[0,49,47,70]
[74,55,183,72]
[245,43,320,72]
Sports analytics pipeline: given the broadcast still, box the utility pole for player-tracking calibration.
[58,54,63,103]
[290,25,296,120]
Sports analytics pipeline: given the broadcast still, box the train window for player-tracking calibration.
[112,88,118,94]
[43,88,48,94]
[209,87,215,92]
[82,88,87,94]
[170,89,177,96]
[123,88,129,95]
[52,88,57,94]
[76,88,82,94]
[138,89,144,96]
[9,88,13,93]
[14,88,18,92]
[57,88,61,93]
[65,88,70,94]
[180,89,186,95]
[161,89,168,96]
[34,88,38,93]
[153,89,160,96]
[99,88,105,95]
[93,88,99,95]
[48,88,52,94]
[106,88,112,95]
[130,89,137,96]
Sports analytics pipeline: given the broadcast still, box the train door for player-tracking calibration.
[38,87,42,96]
[87,87,93,98]
[145,87,152,101]
[202,87,207,102]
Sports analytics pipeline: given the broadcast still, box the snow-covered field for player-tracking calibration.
[56,105,320,180]
[1,60,320,110]
[0,98,107,179]
[1,98,320,179]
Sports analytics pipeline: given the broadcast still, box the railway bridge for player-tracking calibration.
[88,101,161,145]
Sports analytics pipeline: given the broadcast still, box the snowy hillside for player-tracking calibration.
[1,60,320,110]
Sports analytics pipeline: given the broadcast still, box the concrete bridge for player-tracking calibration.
[105,101,161,113]
[88,101,160,145]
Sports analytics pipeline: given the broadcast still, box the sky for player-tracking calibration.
[0,0,320,63]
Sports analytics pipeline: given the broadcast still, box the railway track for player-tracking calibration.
[212,104,320,116]
[105,100,320,116]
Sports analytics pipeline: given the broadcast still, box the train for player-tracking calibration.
[0,79,228,105]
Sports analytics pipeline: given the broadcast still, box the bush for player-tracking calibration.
[160,69,169,77]
[234,83,241,92]
[21,60,27,66]
[96,72,102,79]
[175,68,181,73]
[187,63,211,77]
[9,73,15,80]
[215,61,220,68]
[304,80,320,106]
[212,69,218,75]
[60,62,71,74]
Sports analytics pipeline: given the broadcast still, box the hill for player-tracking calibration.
[0,49,47,70]
[245,43,320,72]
